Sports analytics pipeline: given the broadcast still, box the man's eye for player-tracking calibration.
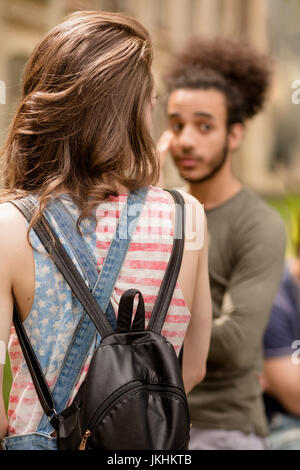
[199,123,212,132]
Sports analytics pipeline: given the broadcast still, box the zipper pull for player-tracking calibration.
[78,430,91,450]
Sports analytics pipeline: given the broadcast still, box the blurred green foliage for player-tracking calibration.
[266,194,300,257]
[3,354,12,412]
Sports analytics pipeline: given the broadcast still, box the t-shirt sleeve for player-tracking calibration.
[264,279,297,358]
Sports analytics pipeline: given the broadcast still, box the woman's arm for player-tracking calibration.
[0,277,13,439]
[0,204,20,438]
[156,130,173,188]
[181,207,212,395]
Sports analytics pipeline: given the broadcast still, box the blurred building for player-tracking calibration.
[0,0,299,194]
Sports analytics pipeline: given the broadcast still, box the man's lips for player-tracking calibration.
[178,158,198,169]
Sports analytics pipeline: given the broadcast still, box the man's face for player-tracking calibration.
[167,88,229,184]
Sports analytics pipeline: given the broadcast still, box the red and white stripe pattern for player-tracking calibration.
[95,187,190,349]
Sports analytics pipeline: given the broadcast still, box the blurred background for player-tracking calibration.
[2,0,300,408]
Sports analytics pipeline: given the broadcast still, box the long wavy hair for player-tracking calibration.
[0,10,158,231]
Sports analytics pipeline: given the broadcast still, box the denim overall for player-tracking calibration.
[1,188,148,450]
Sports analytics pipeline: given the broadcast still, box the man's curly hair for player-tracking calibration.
[164,37,272,126]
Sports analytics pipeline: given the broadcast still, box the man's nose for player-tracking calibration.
[178,125,197,153]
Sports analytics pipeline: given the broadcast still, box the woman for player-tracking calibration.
[0,11,211,450]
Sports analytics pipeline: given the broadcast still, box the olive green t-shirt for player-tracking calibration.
[187,187,286,437]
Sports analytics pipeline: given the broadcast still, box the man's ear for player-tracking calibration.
[228,123,245,152]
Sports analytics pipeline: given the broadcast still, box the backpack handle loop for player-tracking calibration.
[117,289,145,334]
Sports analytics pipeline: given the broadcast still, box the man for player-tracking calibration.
[159,38,286,450]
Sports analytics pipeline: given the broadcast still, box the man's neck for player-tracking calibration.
[187,168,243,211]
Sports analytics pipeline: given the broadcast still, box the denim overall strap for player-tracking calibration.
[37,188,148,434]
[44,198,116,328]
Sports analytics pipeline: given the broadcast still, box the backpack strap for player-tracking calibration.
[36,188,148,432]
[45,197,118,330]
[13,197,114,337]
[147,189,185,334]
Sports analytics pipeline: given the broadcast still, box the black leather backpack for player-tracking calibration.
[12,190,190,450]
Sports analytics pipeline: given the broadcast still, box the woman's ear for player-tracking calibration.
[228,123,245,153]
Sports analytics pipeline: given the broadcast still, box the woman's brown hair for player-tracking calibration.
[0,10,158,230]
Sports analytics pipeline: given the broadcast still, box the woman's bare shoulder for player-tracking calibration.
[176,189,204,208]
[0,201,26,223]
[160,188,206,252]
[176,190,206,250]
[0,202,27,250]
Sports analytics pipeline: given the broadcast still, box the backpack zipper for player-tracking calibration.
[78,430,91,450]
[79,382,188,450]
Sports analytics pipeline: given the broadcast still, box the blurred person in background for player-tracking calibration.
[262,245,300,450]
[158,38,286,450]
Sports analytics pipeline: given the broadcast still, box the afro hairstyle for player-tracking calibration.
[163,37,272,126]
